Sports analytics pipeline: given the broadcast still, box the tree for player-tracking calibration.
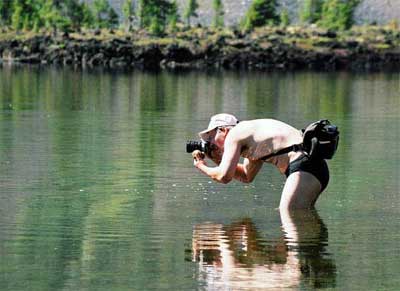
[318,0,360,30]
[167,0,179,32]
[93,0,108,28]
[92,0,119,29]
[0,0,13,25]
[108,6,119,29]
[11,0,24,30]
[81,3,95,28]
[39,0,67,31]
[212,0,224,28]
[137,0,146,28]
[137,0,175,35]
[242,0,279,31]
[122,0,135,31]
[62,0,91,30]
[9,0,95,31]
[300,0,323,24]
[280,9,289,27]
[184,0,198,27]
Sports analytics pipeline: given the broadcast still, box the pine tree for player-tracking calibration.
[0,0,13,25]
[167,0,179,32]
[40,0,65,30]
[242,0,279,31]
[63,0,89,30]
[319,0,360,30]
[301,0,323,24]
[11,0,44,30]
[81,3,95,28]
[122,0,135,31]
[11,0,23,30]
[212,0,224,28]
[280,8,289,27]
[93,0,110,28]
[108,6,119,29]
[138,0,156,29]
[138,0,175,35]
[184,0,198,27]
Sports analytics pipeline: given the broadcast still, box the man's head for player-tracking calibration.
[198,113,239,147]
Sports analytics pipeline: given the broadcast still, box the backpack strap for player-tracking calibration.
[260,143,303,161]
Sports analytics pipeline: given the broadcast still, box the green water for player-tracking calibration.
[0,66,399,290]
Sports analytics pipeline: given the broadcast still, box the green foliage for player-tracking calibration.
[242,0,279,31]
[122,0,134,31]
[0,0,13,25]
[138,0,176,35]
[93,0,111,28]
[122,0,134,20]
[81,3,95,28]
[318,0,360,30]
[10,0,96,31]
[11,1,24,30]
[108,6,119,28]
[184,0,198,27]
[63,0,91,30]
[39,0,66,30]
[137,0,146,28]
[149,15,163,35]
[280,9,289,27]
[212,0,224,28]
[12,0,37,30]
[300,0,323,24]
[167,0,179,32]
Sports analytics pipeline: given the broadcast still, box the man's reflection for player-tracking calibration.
[191,210,336,290]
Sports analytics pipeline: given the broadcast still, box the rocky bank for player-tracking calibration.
[1,27,399,71]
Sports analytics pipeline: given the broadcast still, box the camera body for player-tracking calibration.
[186,140,211,155]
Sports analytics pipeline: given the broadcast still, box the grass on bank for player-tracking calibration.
[0,25,399,53]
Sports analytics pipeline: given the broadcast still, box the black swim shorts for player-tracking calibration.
[285,154,330,192]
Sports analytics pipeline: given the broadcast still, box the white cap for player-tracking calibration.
[198,113,239,140]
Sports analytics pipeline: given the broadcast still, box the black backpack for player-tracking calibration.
[261,120,339,160]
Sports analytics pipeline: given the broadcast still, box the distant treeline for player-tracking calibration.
[0,0,365,35]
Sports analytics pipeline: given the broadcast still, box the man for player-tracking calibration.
[192,113,329,210]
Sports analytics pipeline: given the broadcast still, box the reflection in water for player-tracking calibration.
[192,210,336,290]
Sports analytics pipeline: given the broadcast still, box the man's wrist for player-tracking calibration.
[195,160,206,169]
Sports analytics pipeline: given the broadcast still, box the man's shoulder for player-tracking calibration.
[229,120,260,139]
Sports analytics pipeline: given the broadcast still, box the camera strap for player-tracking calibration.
[260,144,303,161]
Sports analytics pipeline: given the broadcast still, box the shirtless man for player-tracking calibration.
[192,113,329,210]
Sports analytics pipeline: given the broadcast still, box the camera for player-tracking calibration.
[186,140,211,155]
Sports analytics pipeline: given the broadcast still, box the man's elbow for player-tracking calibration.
[213,174,232,184]
[220,176,233,184]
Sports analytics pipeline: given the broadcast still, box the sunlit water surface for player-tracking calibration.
[0,66,399,290]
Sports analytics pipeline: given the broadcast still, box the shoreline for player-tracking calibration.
[1,26,399,71]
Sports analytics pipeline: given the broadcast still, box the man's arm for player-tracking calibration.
[194,133,241,184]
[233,158,263,183]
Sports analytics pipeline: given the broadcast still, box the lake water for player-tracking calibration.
[0,66,399,290]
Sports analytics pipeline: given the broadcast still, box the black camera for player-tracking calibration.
[186,140,211,155]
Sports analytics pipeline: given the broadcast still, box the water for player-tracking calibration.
[0,66,399,290]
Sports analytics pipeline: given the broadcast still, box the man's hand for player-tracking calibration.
[192,150,206,168]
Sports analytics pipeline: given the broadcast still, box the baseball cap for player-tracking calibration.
[198,113,239,140]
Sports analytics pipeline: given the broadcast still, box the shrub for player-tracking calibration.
[300,0,323,24]
[242,0,279,31]
[280,8,290,27]
[213,0,224,28]
[184,0,199,27]
[318,0,360,30]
